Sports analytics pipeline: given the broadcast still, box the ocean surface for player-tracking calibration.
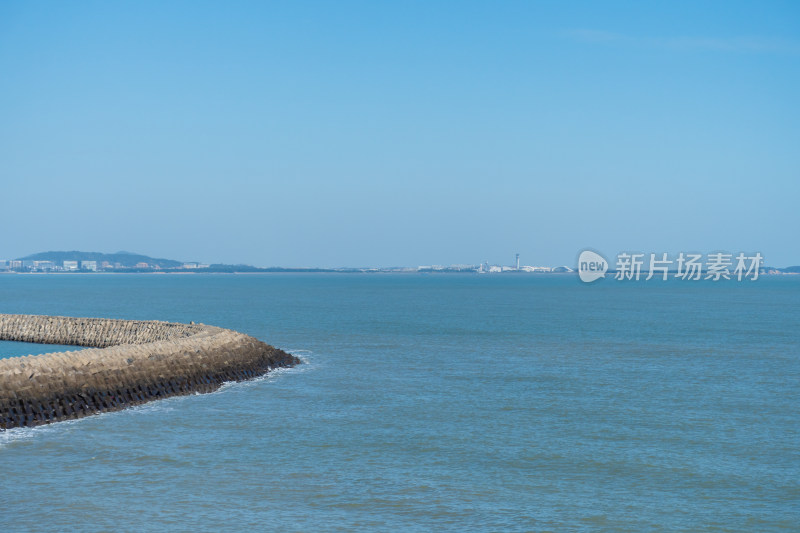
[0,273,798,532]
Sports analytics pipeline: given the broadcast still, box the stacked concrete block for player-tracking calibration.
[0,314,299,429]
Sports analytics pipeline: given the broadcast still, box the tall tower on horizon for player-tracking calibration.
[516,253,520,270]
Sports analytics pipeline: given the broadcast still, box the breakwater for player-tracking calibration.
[0,314,299,430]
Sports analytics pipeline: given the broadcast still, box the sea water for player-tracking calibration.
[0,273,797,531]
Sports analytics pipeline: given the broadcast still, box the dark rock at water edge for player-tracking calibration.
[0,314,300,430]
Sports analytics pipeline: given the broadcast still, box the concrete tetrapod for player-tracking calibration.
[0,314,300,430]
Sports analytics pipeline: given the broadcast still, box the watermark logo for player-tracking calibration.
[578,250,763,282]
[578,250,608,283]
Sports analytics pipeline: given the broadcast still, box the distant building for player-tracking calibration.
[81,261,97,271]
[0,260,7,269]
[520,266,552,273]
[135,262,150,269]
[101,261,112,269]
[63,261,78,271]
[183,262,199,269]
[34,261,57,271]
[8,260,22,269]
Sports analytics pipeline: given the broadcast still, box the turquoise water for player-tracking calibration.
[1,341,76,359]
[1,273,798,531]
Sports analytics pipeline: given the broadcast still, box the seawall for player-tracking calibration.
[0,314,300,430]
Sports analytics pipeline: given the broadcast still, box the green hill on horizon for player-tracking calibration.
[17,251,184,268]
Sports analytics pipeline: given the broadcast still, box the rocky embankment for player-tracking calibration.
[0,314,299,429]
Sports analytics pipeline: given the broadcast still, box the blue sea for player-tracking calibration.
[1,273,798,532]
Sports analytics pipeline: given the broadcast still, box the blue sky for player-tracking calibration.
[1,1,798,267]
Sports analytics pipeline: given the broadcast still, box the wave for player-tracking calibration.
[0,349,314,447]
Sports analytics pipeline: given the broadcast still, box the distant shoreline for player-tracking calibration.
[0,270,577,275]
[1,270,796,276]
[9,251,797,275]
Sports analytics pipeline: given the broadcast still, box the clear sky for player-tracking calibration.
[1,1,798,267]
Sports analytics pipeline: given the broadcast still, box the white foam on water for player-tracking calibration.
[216,349,314,393]
[0,350,314,445]
[0,424,44,447]
[0,410,109,448]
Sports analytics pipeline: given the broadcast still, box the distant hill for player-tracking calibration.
[17,251,183,268]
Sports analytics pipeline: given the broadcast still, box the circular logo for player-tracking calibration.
[578,250,608,283]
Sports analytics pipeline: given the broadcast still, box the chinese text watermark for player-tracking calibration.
[578,250,763,283]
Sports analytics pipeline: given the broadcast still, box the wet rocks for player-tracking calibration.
[0,314,300,430]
